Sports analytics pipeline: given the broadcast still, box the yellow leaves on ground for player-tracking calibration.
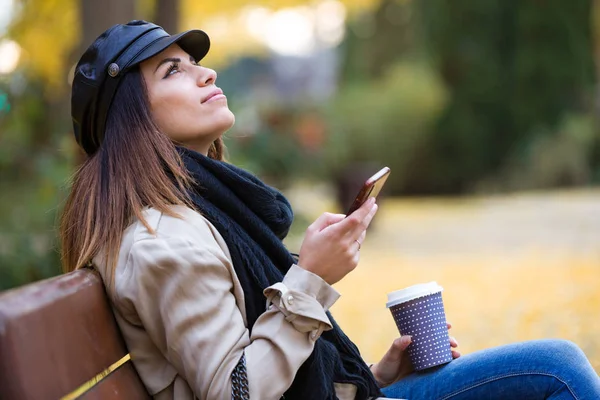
[334,252,600,372]
[286,188,600,373]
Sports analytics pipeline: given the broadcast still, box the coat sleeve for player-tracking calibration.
[124,235,340,400]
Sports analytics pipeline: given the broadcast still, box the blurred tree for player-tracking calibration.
[8,0,381,87]
[0,0,135,289]
[336,0,597,194]
[155,0,179,33]
[324,61,447,196]
[342,0,418,82]
[411,0,596,193]
[591,0,600,181]
[80,0,136,55]
[9,0,78,90]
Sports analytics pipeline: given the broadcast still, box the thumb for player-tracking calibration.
[384,336,412,361]
[310,212,346,232]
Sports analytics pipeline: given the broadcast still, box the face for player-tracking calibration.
[140,44,235,154]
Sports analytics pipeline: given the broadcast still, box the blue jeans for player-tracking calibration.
[381,339,600,400]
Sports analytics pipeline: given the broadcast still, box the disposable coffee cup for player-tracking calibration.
[386,282,453,371]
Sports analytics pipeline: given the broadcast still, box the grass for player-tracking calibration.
[332,251,600,371]
[285,187,600,373]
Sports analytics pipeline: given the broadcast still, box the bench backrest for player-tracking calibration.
[0,269,150,399]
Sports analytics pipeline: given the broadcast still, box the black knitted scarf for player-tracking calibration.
[178,147,382,400]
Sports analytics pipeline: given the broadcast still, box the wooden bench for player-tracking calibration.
[0,268,150,399]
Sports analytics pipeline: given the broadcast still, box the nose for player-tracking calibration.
[197,66,217,86]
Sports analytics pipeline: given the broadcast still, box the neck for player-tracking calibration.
[180,132,225,156]
[182,142,210,156]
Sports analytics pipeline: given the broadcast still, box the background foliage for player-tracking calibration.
[0,0,599,301]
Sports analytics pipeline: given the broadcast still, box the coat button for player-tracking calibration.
[286,295,294,305]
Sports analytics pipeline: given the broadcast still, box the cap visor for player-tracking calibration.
[129,29,210,67]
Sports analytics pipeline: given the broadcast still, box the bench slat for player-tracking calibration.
[81,362,151,400]
[0,269,150,399]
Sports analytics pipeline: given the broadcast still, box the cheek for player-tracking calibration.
[150,89,198,133]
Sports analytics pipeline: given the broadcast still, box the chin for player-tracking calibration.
[218,108,236,131]
[205,111,235,142]
[186,109,235,142]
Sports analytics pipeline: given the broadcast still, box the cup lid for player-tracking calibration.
[386,281,443,308]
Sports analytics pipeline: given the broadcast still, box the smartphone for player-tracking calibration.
[346,167,391,215]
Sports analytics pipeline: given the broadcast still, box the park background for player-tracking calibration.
[0,0,599,373]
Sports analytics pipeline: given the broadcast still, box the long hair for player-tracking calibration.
[59,67,224,284]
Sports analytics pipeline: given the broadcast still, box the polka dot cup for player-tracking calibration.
[387,282,453,371]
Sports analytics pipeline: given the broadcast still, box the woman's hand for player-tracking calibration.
[297,197,378,285]
[370,322,461,388]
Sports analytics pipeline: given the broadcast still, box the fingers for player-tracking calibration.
[309,212,346,232]
[447,322,452,330]
[449,336,460,358]
[397,335,412,351]
[449,336,459,348]
[392,335,412,353]
[382,335,412,363]
[356,230,366,244]
[351,220,368,256]
[337,198,378,238]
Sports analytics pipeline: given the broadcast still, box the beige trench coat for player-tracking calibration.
[94,205,394,400]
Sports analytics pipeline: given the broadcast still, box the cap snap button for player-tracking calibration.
[107,63,120,77]
[286,295,294,305]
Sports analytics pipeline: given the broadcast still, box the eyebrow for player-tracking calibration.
[154,55,197,73]
[154,57,181,73]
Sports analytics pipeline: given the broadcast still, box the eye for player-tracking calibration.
[164,62,180,78]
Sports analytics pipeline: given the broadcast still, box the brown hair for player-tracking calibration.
[60,67,224,284]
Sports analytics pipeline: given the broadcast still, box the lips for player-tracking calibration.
[202,88,225,103]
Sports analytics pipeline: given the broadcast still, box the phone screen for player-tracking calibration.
[346,167,390,215]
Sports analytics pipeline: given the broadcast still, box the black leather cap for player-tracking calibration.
[71,20,210,155]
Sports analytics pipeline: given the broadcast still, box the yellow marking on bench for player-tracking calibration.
[60,353,131,400]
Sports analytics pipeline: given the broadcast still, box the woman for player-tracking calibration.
[61,20,600,400]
